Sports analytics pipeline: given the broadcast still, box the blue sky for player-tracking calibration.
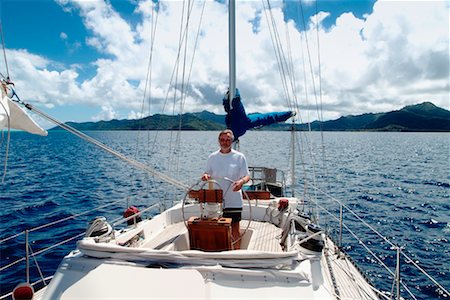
[1,0,448,127]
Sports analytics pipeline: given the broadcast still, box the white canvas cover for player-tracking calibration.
[0,86,47,136]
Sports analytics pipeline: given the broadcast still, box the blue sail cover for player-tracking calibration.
[223,89,294,140]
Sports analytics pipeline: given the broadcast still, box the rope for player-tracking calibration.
[28,244,48,286]
[1,21,13,184]
[14,102,189,191]
[0,88,11,184]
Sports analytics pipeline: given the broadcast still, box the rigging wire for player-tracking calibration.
[140,1,165,165]
[167,0,199,209]
[277,0,324,221]
[0,23,12,183]
[136,0,159,157]
[143,1,160,208]
[293,2,316,207]
[288,2,449,295]
[262,0,294,112]
[146,0,203,177]
[300,0,322,221]
[173,0,192,176]
[0,22,10,80]
[298,1,322,126]
[308,184,450,297]
[132,0,160,208]
[167,0,188,177]
[314,0,328,179]
[263,0,322,217]
[0,197,125,245]
[165,0,205,178]
[0,90,11,184]
[289,2,326,211]
[28,244,48,286]
[262,0,300,198]
[9,95,189,191]
[174,0,206,174]
[282,7,302,196]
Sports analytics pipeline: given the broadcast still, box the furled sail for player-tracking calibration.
[0,81,47,136]
[223,89,294,140]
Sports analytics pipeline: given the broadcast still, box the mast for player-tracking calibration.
[228,0,236,102]
[290,121,296,197]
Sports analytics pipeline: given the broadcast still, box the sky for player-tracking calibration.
[0,0,449,128]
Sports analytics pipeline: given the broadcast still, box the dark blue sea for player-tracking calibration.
[1,130,449,299]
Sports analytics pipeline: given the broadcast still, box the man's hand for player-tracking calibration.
[232,179,244,191]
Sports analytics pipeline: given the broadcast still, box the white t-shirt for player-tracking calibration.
[205,149,250,208]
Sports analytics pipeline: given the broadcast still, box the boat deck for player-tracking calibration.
[141,220,283,252]
[142,221,188,250]
[244,220,283,252]
[31,200,380,300]
[321,238,379,299]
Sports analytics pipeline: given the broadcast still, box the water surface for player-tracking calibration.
[0,131,448,298]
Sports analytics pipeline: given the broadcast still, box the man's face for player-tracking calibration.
[219,133,232,151]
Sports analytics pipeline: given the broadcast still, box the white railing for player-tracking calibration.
[0,199,161,299]
[304,184,450,299]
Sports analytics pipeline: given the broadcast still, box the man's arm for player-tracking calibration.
[232,175,250,191]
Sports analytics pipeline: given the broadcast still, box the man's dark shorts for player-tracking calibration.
[223,208,242,223]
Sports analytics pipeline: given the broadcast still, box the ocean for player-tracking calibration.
[1,130,449,299]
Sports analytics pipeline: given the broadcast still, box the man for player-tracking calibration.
[202,129,250,249]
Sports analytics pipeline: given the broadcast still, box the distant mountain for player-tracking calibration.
[51,102,449,132]
[59,113,225,131]
[294,102,450,132]
[192,110,225,124]
[364,102,450,131]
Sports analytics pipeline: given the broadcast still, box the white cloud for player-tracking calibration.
[5,49,82,107]
[7,0,450,123]
[305,0,449,117]
[128,110,145,120]
[92,105,117,121]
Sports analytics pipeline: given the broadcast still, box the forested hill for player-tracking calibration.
[51,102,449,132]
[57,113,225,131]
[294,102,450,131]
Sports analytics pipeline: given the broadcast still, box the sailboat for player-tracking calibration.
[1,1,449,300]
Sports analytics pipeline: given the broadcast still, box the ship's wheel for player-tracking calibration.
[182,179,252,249]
